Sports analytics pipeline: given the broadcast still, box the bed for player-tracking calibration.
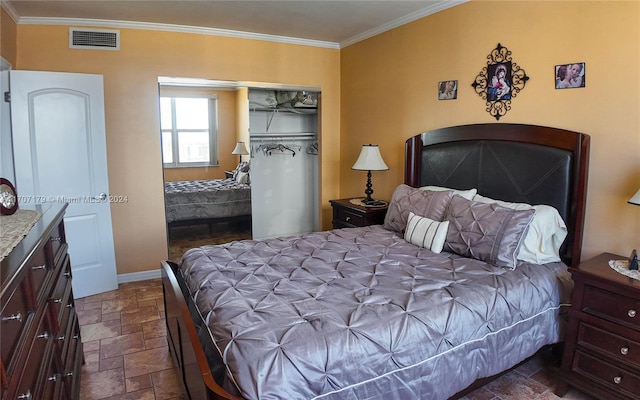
[161,123,590,400]
[164,164,252,228]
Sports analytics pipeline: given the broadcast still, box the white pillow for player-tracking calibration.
[404,212,450,253]
[420,185,477,200]
[235,171,250,184]
[472,194,567,264]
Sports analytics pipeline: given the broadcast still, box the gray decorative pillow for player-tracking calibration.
[443,195,535,269]
[232,162,250,180]
[383,184,453,233]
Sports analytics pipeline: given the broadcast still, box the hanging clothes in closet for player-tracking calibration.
[248,89,320,239]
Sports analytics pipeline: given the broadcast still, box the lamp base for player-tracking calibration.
[362,170,375,203]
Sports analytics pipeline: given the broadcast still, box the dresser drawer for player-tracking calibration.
[48,255,73,330]
[12,312,54,400]
[1,282,32,371]
[573,350,640,398]
[335,207,365,227]
[47,222,67,267]
[578,321,640,368]
[62,318,83,398]
[29,247,54,306]
[583,285,640,330]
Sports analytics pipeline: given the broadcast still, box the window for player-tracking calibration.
[160,96,218,167]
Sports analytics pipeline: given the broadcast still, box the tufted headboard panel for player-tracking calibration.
[405,123,590,266]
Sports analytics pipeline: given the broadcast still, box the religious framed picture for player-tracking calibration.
[438,80,457,100]
[555,62,586,89]
[471,43,529,120]
[487,63,512,101]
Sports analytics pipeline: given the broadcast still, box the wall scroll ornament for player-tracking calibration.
[472,43,529,120]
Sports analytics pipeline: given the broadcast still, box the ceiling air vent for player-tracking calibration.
[69,28,120,50]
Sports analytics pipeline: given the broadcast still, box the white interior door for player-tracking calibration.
[10,70,118,298]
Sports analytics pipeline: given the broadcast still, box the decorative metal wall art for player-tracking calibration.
[472,43,529,120]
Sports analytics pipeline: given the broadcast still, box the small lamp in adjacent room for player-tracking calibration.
[232,141,249,163]
[628,188,639,270]
[628,188,640,206]
[352,144,389,205]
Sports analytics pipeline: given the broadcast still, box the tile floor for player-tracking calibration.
[77,277,595,400]
[77,279,184,400]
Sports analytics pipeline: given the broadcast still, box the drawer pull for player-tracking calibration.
[621,347,629,355]
[58,335,65,341]
[65,372,73,378]
[31,264,47,270]
[51,236,62,242]
[73,334,80,340]
[52,298,63,304]
[63,272,71,277]
[48,375,58,382]
[66,303,73,308]
[345,216,351,222]
[17,390,31,399]
[629,309,637,318]
[2,312,23,322]
[37,331,50,339]
[613,376,622,384]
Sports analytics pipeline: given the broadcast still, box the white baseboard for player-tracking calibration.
[117,269,162,283]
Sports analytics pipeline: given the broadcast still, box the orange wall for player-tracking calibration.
[341,1,640,261]
[5,0,639,275]
[14,25,340,275]
[0,7,17,66]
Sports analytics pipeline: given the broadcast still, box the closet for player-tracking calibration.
[248,89,319,239]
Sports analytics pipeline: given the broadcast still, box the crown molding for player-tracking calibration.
[340,0,468,48]
[16,16,341,49]
[0,0,20,23]
[7,0,467,49]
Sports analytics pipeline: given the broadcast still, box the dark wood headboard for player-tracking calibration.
[404,123,590,267]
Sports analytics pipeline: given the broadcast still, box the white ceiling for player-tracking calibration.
[3,0,466,48]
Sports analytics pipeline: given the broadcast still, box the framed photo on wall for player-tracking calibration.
[438,80,457,100]
[555,62,586,89]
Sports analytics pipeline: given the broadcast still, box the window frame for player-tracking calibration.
[160,94,219,168]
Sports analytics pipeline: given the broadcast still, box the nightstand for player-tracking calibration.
[329,198,387,229]
[556,252,640,399]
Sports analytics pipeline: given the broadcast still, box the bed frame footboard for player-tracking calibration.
[161,260,244,400]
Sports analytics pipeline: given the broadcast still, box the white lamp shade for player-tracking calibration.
[352,144,388,171]
[629,189,640,206]
[231,141,249,155]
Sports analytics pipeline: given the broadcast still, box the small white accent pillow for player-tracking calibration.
[420,185,477,201]
[404,212,450,253]
[235,171,250,184]
[472,194,568,264]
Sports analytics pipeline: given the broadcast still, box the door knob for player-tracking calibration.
[94,192,108,201]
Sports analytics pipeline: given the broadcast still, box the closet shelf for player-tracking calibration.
[249,106,317,115]
[250,133,317,138]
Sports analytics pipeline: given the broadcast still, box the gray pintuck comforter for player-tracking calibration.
[181,225,572,400]
[164,178,251,224]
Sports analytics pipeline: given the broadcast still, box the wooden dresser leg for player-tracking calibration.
[555,381,568,397]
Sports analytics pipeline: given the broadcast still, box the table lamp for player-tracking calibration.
[628,188,640,206]
[352,144,388,205]
[628,188,639,270]
[232,141,249,163]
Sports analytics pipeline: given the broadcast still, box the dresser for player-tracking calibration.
[556,252,640,399]
[329,198,387,229]
[1,204,83,400]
